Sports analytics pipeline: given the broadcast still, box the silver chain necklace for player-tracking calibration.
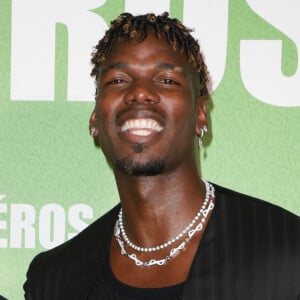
[114,181,215,267]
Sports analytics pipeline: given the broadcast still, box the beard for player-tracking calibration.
[115,158,165,176]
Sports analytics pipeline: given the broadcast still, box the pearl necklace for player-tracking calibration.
[114,181,215,267]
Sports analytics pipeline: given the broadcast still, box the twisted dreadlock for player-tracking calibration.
[91,12,209,96]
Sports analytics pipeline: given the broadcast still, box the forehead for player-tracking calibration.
[102,32,192,71]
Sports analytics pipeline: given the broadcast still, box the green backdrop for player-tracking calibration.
[0,0,299,299]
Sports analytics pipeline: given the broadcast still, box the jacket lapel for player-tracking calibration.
[182,195,219,299]
[61,205,120,300]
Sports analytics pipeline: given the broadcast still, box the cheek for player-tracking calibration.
[95,97,119,127]
[167,96,196,125]
[94,104,116,148]
[173,108,197,141]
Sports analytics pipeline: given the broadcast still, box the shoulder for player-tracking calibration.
[188,184,300,298]
[212,183,300,248]
[214,183,300,221]
[24,204,120,299]
[30,204,119,266]
[211,184,300,294]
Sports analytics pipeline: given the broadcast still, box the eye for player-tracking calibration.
[157,78,180,85]
[105,78,129,86]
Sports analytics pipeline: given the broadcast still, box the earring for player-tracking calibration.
[198,125,208,148]
[90,127,96,137]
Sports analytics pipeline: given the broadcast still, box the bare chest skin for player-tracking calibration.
[109,217,209,288]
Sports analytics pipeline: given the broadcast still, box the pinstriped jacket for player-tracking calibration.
[24,185,300,299]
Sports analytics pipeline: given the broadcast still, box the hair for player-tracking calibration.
[91,12,209,96]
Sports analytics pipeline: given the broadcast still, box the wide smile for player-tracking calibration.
[120,118,163,137]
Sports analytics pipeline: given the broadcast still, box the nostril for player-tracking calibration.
[145,98,155,103]
[129,99,136,104]
[124,97,136,104]
[124,87,159,104]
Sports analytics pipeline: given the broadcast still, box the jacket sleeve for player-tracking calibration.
[23,257,35,300]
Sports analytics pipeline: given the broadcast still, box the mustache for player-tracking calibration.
[116,103,163,118]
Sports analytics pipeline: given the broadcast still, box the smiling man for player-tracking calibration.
[24,12,300,300]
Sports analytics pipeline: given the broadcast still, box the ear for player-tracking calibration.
[89,110,99,137]
[195,96,208,137]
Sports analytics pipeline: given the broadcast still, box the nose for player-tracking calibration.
[124,82,160,104]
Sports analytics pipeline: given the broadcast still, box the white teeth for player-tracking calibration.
[121,119,163,133]
[131,130,152,136]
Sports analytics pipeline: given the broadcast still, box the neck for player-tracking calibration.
[113,162,206,248]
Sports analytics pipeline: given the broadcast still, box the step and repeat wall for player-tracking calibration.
[1,0,299,298]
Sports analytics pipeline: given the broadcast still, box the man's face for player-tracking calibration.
[91,33,205,176]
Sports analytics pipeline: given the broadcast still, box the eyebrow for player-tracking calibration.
[102,62,127,71]
[99,62,127,76]
[102,62,185,74]
[156,63,183,71]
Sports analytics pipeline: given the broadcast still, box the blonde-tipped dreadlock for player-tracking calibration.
[91,12,209,96]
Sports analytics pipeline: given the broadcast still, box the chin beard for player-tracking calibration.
[115,158,165,176]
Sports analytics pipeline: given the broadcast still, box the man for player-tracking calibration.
[24,12,300,299]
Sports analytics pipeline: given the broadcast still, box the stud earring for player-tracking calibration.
[90,127,97,137]
[198,125,208,148]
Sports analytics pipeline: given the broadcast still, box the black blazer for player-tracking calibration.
[24,185,300,299]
